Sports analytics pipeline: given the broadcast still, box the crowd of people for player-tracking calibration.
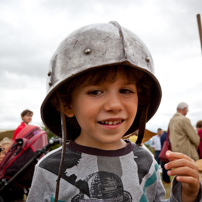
[150,101,202,184]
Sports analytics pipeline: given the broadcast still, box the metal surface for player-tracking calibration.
[46,22,154,92]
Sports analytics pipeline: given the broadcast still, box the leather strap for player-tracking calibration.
[54,92,67,202]
[136,104,150,146]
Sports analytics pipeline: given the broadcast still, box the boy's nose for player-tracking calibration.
[103,93,123,112]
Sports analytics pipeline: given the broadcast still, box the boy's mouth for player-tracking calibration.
[98,120,124,125]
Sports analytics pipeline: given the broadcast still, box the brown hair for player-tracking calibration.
[21,109,33,118]
[196,120,202,129]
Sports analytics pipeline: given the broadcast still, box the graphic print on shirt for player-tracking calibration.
[71,171,132,201]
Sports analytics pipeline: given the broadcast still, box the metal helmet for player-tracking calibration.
[41,21,162,141]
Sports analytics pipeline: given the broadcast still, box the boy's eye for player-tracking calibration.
[87,90,102,96]
[120,89,134,94]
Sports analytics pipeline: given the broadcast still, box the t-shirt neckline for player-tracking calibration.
[68,140,134,157]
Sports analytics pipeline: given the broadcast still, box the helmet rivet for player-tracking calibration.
[145,56,150,63]
[48,71,52,76]
[84,48,91,54]
[48,81,52,86]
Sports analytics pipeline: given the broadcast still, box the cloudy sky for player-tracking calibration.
[0,0,202,133]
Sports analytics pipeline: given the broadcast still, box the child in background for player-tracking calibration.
[0,137,12,162]
[27,22,201,202]
[13,109,33,140]
[0,137,26,201]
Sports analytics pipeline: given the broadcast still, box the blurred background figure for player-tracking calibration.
[0,136,25,201]
[196,120,202,159]
[12,109,33,141]
[128,131,138,143]
[150,128,163,165]
[123,130,155,157]
[160,130,171,184]
[169,102,199,161]
[0,137,12,163]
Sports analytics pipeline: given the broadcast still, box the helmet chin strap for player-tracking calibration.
[54,92,67,202]
[136,104,150,146]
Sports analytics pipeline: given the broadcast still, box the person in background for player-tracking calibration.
[169,102,199,161]
[160,130,171,184]
[196,120,202,159]
[0,137,12,162]
[0,137,25,201]
[12,109,33,141]
[150,128,163,164]
[128,131,138,143]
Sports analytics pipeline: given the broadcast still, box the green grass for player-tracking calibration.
[162,175,174,199]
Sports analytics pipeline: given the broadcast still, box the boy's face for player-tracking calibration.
[64,72,138,150]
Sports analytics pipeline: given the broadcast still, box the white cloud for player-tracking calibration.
[0,71,46,130]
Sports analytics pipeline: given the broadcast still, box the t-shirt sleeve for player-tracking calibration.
[27,164,53,202]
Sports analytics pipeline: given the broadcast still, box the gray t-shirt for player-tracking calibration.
[27,141,201,202]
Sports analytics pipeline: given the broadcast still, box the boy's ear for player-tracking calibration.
[63,107,75,118]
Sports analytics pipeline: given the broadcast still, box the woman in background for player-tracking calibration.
[12,109,33,141]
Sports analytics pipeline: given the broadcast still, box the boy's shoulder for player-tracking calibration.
[133,143,155,167]
[38,143,82,174]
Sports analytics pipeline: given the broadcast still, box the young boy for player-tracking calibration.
[27,22,201,202]
[13,109,33,140]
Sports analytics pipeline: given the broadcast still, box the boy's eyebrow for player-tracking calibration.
[81,81,137,87]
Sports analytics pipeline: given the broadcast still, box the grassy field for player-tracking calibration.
[163,180,172,199]
[161,175,174,199]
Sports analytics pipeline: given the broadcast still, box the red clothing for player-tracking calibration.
[197,129,202,159]
[13,122,26,140]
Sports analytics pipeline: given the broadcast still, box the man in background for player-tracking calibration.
[169,102,199,161]
[150,128,163,164]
